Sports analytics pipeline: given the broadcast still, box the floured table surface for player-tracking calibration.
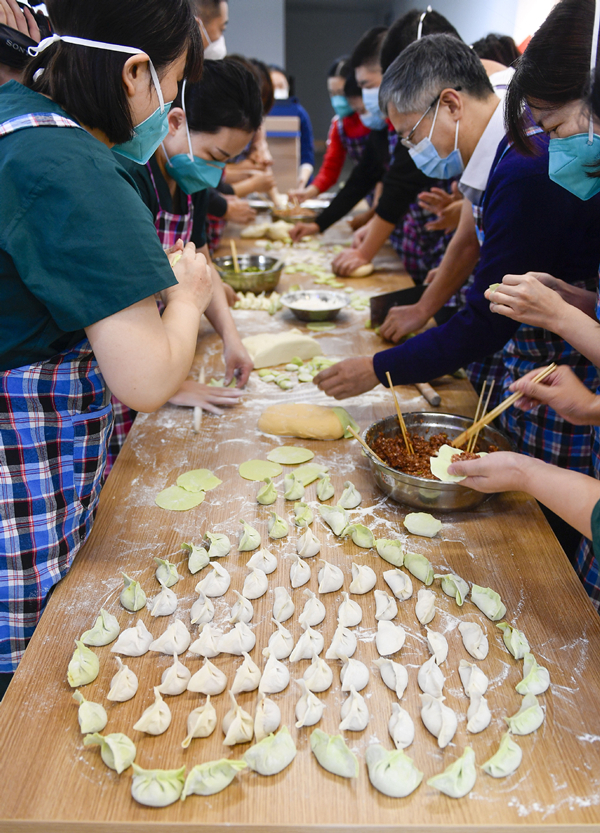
[1,226,600,832]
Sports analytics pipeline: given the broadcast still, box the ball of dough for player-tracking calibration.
[349,263,374,278]
[258,404,345,440]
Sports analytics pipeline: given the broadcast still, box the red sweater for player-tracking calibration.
[312,113,370,193]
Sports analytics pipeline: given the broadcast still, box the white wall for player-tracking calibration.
[226,0,286,66]
[391,0,519,44]
[513,0,559,45]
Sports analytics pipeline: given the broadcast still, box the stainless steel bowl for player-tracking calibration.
[213,254,284,293]
[280,289,349,321]
[363,412,514,512]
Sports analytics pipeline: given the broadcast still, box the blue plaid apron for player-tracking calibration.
[337,117,370,164]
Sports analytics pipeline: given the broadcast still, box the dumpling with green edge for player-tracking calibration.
[316,472,335,501]
[243,726,297,776]
[471,583,506,621]
[238,520,261,551]
[181,542,209,574]
[257,477,277,505]
[293,501,314,527]
[331,406,359,439]
[181,759,247,799]
[497,622,530,659]
[365,744,423,798]
[427,746,476,798]
[72,690,107,734]
[205,532,231,558]
[67,640,99,687]
[154,557,180,588]
[120,573,146,612]
[80,608,120,647]
[504,693,545,735]
[283,472,305,501]
[515,652,550,695]
[403,512,442,538]
[310,729,358,778]
[375,538,404,567]
[84,732,136,774]
[481,732,523,778]
[131,764,186,807]
[345,524,375,549]
[403,551,434,585]
[318,504,349,536]
[434,573,469,606]
[338,481,361,510]
[268,511,289,539]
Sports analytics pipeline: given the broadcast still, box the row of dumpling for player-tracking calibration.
[257,473,362,508]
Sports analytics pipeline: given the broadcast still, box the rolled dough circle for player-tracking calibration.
[176,469,222,493]
[155,486,206,511]
[238,459,283,481]
[266,446,315,465]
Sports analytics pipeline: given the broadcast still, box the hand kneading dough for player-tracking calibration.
[349,263,374,278]
[259,404,345,440]
[242,329,322,369]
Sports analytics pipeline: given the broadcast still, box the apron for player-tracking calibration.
[337,116,370,164]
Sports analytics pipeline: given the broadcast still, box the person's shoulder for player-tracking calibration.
[494,133,550,180]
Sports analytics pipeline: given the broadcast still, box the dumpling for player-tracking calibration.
[72,690,108,733]
[242,566,269,600]
[466,693,491,733]
[257,477,277,505]
[373,657,408,699]
[131,764,186,807]
[263,618,293,660]
[316,472,335,501]
[272,586,295,622]
[238,519,261,552]
[434,572,469,605]
[403,551,434,585]
[340,655,369,692]
[426,627,448,665]
[284,471,305,500]
[243,726,297,776]
[254,692,281,742]
[181,542,209,574]
[205,531,232,559]
[259,649,290,694]
[247,547,277,574]
[229,590,254,625]
[120,573,146,612]
[107,656,138,702]
[303,651,334,693]
[459,659,489,698]
[349,562,376,594]
[190,590,215,626]
[80,608,120,646]
[83,732,136,774]
[338,481,361,509]
[290,554,311,588]
[471,583,506,621]
[295,679,325,728]
[310,729,358,778]
[383,568,413,601]
[290,624,325,662]
[375,539,404,567]
[325,625,357,660]
[365,744,423,798]
[318,559,344,594]
[427,747,476,798]
[458,621,489,660]
[157,651,191,696]
[149,619,191,655]
[298,589,326,627]
[154,557,180,588]
[388,702,415,749]
[420,693,457,748]
[415,588,436,625]
[133,687,172,736]
[337,591,363,627]
[504,693,545,735]
[293,501,314,528]
[417,655,445,698]
[222,690,254,746]
[515,652,550,695]
[318,504,349,537]
[268,511,289,539]
[296,526,321,558]
[345,524,375,549]
[148,580,178,618]
[339,685,369,731]
[374,590,397,621]
[67,640,100,687]
[181,759,246,799]
[181,695,217,747]
[195,561,231,597]
[189,623,222,658]
[403,511,442,538]
[111,620,153,657]
[218,621,256,656]
[187,658,227,695]
[481,732,522,778]
[497,621,530,659]
[231,651,261,695]
[376,620,406,656]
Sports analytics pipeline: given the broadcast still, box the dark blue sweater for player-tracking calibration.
[373,135,600,385]
[269,97,315,168]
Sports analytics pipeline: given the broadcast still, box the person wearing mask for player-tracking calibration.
[269,64,315,189]
[0,0,208,696]
[194,0,228,61]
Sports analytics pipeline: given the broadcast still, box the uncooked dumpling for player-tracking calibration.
[148,619,191,656]
[458,621,489,660]
[238,520,261,552]
[303,651,334,693]
[290,624,325,662]
[181,695,217,748]
[427,746,476,798]
[157,651,191,696]
[133,687,172,736]
[181,759,246,799]
[295,679,325,728]
[83,732,136,774]
[338,481,361,509]
[481,732,522,778]
[339,685,369,732]
[418,655,445,698]
[376,620,405,656]
[181,542,210,575]
[434,572,469,605]
[298,589,326,627]
[403,512,442,538]
[111,619,153,657]
[258,403,347,441]
[293,501,314,528]
[515,652,550,695]
[243,726,297,776]
[403,551,434,585]
[466,693,491,733]
[340,655,369,692]
[325,625,357,660]
[73,690,108,734]
[256,477,278,505]
[148,579,178,617]
[497,621,530,659]
[131,764,185,807]
[383,568,413,601]
[195,561,231,597]
[420,693,457,748]
[254,692,282,742]
[242,566,269,600]
[471,583,506,621]
[296,527,321,558]
[205,532,231,559]
[231,651,261,695]
[345,524,375,549]
[318,559,344,593]
[284,472,305,501]
[318,504,349,537]
[187,658,227,695]
[222,690,254,746]
[154,557,180,588]
[375,539,404,567]
[310,729,358,779]
[218,621,256,656]
[242,328,323,369]
[107,656,138,702]
[264,618,293,660]
[349,562,376,594]
[337,591,363,627]
[120,573,146,612]
[229,590,254,624]
[504,693,544,735]
[426,628,448,665]
[247,547,277,574]
[290,554,311,588]
[272,586,295,622]
[373,657,408,699]
[190,590,215,626]
[268,511,289,539]
[189,623,222,658]
[374,590,397,621]
[365,745,423,798]
[459,659,489,698]
[259,649,290,694]
[80,608,120,647]
[415,588,436,625]
[316,472,335,501]
[389,703,415,750]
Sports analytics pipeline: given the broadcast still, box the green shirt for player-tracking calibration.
[0,81,177,371]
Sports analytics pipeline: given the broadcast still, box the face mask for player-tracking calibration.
[331,94,354,119]
[360,85,387,130]
[29,33,171,165]
[198,18,227,60]
[274,87,289,100]
[408,99,464,179]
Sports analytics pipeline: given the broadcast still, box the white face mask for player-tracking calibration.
[274,87,289,100]
[198,18,227,61]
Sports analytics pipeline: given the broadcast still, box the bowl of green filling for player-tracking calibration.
[213,254,284,293]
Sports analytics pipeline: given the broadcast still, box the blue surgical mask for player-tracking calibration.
[408,99,464,179]
[548,132,600,200]
[360,85,387,130]
[331,94,354,119]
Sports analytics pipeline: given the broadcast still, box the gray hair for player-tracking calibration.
[379,33,494,115]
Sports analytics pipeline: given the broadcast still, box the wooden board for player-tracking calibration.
[1,227,600,832]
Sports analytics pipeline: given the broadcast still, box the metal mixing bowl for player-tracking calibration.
[213,254,284,293]
[363,412,514,512]
[281,289,349,322]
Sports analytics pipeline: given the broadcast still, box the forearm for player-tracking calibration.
[204,257,240,343]
[356,215,395,262]
[551,302,600,367]
[233,177,262,198]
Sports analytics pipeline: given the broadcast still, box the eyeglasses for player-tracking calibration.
[399,87,462,149]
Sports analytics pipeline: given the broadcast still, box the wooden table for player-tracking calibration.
[2,223,600,832]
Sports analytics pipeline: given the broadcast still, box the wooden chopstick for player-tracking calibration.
[230,239,240,273]
[385,372,413,454]
[466,381,486,454]
[469,380,495,454]
[452,363,557,448]
[193,368,205,434]
[347,426,387,466]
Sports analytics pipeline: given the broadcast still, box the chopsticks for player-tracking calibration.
[347,426,387,466]
[386,371,414,454]
[452,363,557,448]
[467,380,494,454]
[230,239,240,273]
[193,368,205,434]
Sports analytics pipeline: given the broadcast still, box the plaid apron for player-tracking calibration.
[337,117,370,164]
[206,215,227,256]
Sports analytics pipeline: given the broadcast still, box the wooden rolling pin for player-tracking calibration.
[415,382,441,407]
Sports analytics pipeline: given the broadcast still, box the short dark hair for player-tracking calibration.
[344,69,362,100]
[23,0,202,145]
[181,56,262,135]
[350,25,388,71]
[380,34,494,115]
[471,33,520,67]
[506,0,598,154]
[194,0,225,22]
[228,54,275,114]
[380,9,462,72]
[327,56,349,79]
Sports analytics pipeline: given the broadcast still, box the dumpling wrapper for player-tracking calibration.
[310,729,358,778]
[155,485,205,511]
[176,468,222,492]
[242,328,322,369]
[430,444,488,483]
[239,459,283,481]
[267,446,314,464]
